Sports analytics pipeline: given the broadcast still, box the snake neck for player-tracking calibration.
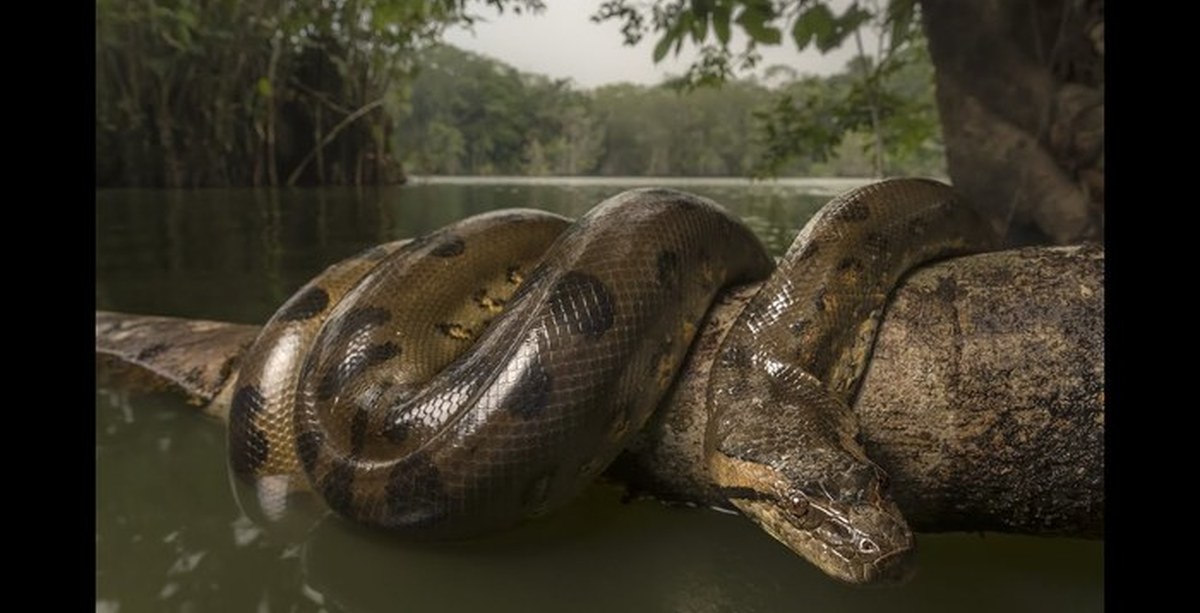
[704,178,1000,583]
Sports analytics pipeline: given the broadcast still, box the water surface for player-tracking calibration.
[96,178,1102,612]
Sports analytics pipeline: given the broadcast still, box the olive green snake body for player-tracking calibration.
[228,180,998,584]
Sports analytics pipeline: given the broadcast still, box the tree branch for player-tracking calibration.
[285,98,386,187]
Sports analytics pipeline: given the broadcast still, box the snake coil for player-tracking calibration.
[228,180,998,584]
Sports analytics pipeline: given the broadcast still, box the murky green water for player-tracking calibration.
[96,178,1102,612]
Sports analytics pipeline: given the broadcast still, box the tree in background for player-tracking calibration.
[591,0,1104,243]
[396,44,603,175]
[588,0,1099,244]
[96,0,543,187]
[593,0,938,179]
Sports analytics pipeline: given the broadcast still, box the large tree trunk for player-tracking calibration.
[96,246,1104,538]
[921,0,1104,245]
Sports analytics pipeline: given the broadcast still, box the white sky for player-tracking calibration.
[443,2,865,89]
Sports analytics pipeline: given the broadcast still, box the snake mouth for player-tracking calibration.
[724,491,916,585]
[863,540,918,585]
[710,447,916,584]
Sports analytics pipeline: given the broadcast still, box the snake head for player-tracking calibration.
[711,448,916,585]
[778,484,915,584]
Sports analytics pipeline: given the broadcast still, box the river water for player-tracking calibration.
[96,178,1102,612]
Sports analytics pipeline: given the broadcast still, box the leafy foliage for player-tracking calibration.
[95,0,543,187]
[96,0,942,185]
[592,0,938,177]
[395,43,944,178]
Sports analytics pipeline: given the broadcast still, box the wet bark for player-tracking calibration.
[921,0,1104,245]
[96,245,1104,538]
[95,313,259,413]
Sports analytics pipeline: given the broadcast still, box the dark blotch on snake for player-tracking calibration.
[321,461,357,517]
[652,189,700,210]
[656,250,680,289]
[386,454,448,527]
[836,257,864,272]
[228,385,269,476]
[794,241,820,262]
[522,473,554,511]
[907,218,926,237]
[718,343,751,369]
[350,408,371,454]
[548,271,615,338]
[296,428,324,476]
[833,198,871,222]
[506,361,553,418]
[790,319,811,338]
[431,236,465,257]
[814,287,829,312]
[316,341,400,401]
[366,342,400,363]
[277,287,331,322]
[382,419,411,445]
[337,305,392,334]
[864,231,890,252]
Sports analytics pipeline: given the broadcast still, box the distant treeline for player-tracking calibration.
[95,0,944,187]
[95,0,479,188]
[396,44,946,178]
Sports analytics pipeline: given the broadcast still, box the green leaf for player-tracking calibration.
[760,26,782,45]
[713,2,731,45]
[817,4,864,52]
[653,31,675,62]
[736,6,782,45]
[256,77,272,98]
[887,0,917,52]
[836,5,873,38]
[691,10,708,43]
[792,5,835,52]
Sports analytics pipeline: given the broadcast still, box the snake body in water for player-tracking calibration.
[228,179,998,584]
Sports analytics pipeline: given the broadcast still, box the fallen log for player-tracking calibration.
[96,244,1104,538]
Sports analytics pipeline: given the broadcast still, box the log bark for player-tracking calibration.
[95,245,1104,538]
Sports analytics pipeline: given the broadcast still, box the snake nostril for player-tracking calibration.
[859,538,879,555]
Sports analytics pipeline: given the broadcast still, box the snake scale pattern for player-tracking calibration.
[228,180,998,584]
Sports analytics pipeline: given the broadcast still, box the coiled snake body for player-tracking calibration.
[228,180,998,584]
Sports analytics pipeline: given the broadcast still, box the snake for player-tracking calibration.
[227,180,999,584]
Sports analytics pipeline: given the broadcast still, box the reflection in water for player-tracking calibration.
[96,387,1101,612]
[96,181,1101,612]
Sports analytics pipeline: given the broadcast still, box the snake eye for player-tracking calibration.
[859,538,879,554]
[788,495,809,517]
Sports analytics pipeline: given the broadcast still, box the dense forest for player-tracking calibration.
[95,0,544,188]
[395,43,945,178]
[95,0,946,187]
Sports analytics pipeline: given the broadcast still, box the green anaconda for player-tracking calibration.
[228,180,999,584]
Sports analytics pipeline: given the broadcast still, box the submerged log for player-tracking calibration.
[95,245,1104,538]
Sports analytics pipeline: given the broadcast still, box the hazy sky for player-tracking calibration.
[443,2,864,89]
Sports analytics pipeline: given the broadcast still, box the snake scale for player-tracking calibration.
[228,179,999,584]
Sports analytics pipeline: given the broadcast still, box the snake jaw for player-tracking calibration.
[729,487,915,585]
[711,451,915,585]
[803,495,915,584]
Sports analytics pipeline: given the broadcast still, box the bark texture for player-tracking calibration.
[96,246,1104,537]
[921,0,1104,244]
